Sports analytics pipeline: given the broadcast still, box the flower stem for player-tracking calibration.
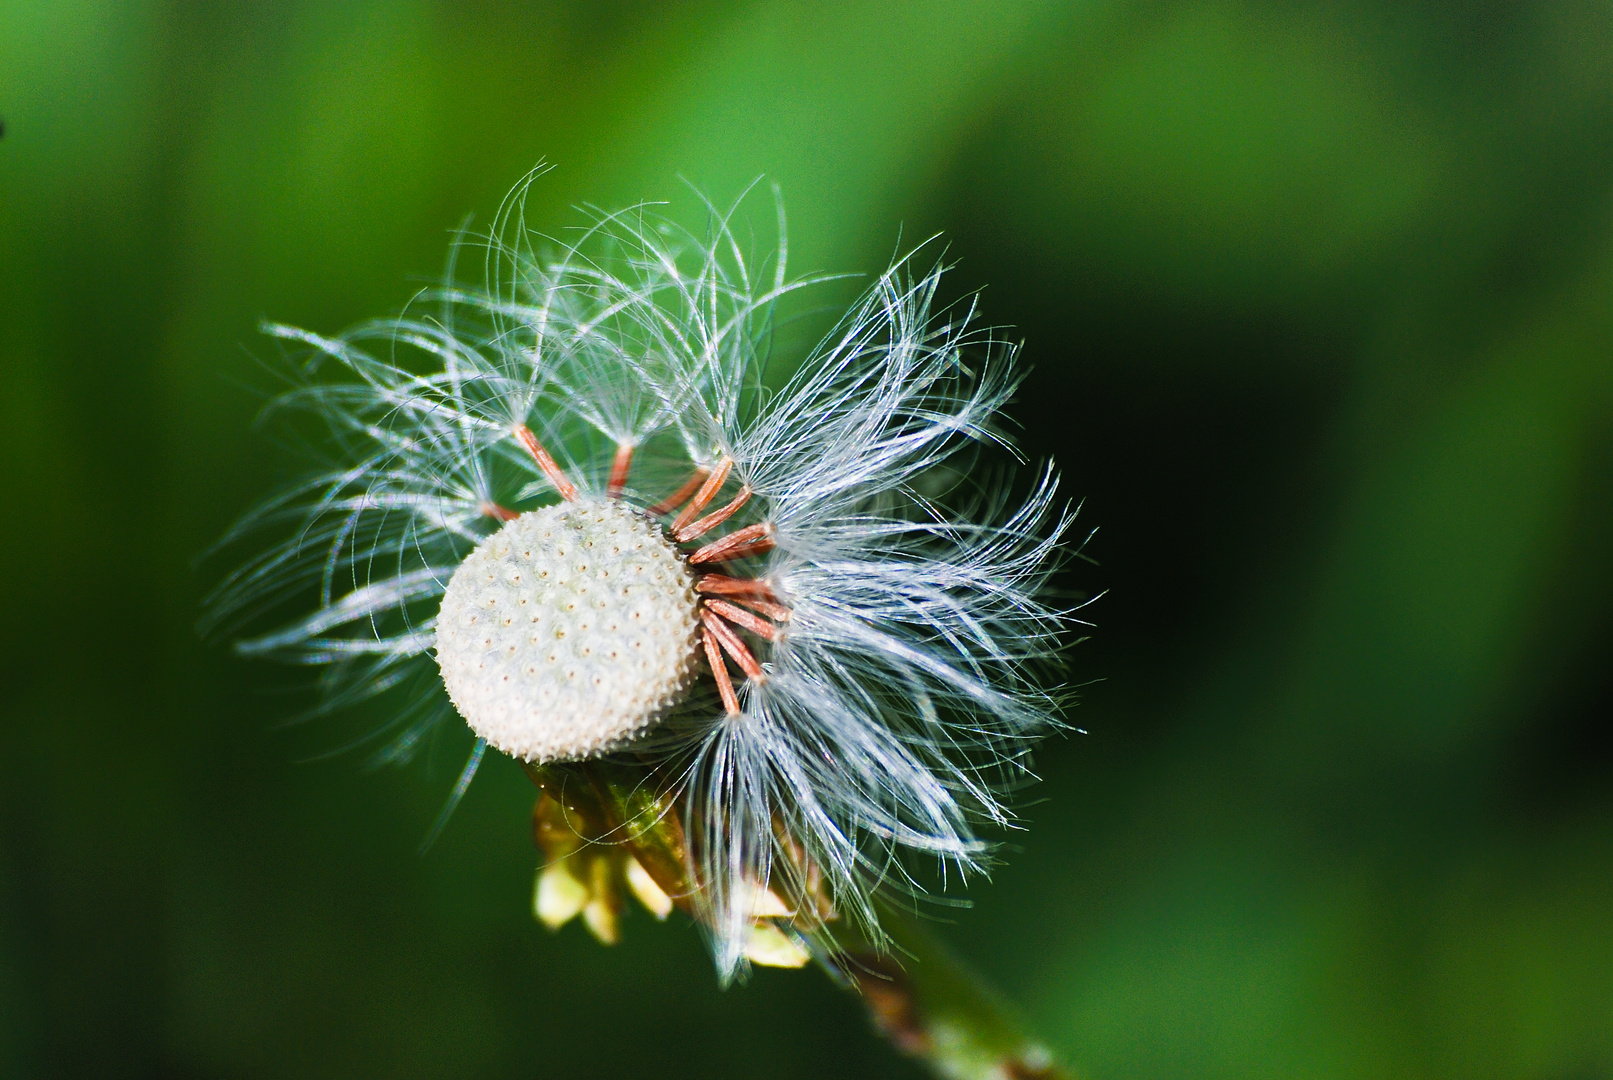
[829,901,1071,1080]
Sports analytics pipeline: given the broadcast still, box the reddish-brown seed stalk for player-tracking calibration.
[702,625,741,715]
[513,425,577,501]
[606,443,633,499]
[689,522,774,565]
[479,502,519,522]
[670,457,734,534]
[730,595,791,622]
[673,487,752,543]
[647,466,712,516]
[704,598,780,641]
[702,609,766,680]
[695,574,777,599]
[697,575,790,620]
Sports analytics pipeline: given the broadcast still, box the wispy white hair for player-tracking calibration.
[206,173,1080,981]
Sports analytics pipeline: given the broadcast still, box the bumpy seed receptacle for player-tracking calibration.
[435,500,703,762]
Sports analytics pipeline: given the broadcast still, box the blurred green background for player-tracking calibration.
[3,1,1611,1077]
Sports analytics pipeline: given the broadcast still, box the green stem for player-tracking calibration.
[831,902,1071,1080]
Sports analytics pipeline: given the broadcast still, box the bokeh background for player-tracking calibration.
[4,2,1612,1077]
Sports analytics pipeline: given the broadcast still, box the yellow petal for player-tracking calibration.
[582,855,620,945]
[736,880,794,919]
[744,922,810,968]
[582,897,620,945]
[625,857,673,920]
[534,862,588,930]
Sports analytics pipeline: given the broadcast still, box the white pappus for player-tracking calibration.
[205,176,1081,982]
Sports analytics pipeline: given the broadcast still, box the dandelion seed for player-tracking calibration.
[206,173,1081,983]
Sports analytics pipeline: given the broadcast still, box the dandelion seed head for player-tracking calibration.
[436,499,703,762]
[208,172,1084,983]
